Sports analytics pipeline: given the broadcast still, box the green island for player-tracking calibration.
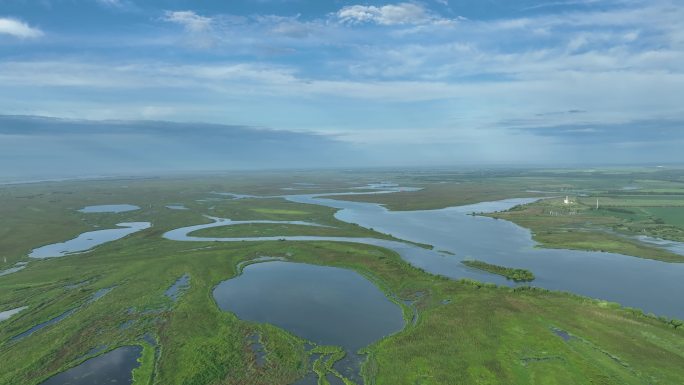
[462,260,535,282]
[1,170,684,385]
[485,194,684,263]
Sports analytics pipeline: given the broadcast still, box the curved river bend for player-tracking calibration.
[164,191,684,319]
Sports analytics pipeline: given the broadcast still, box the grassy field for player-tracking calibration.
[642,207,684,227]
[1,171,684,385]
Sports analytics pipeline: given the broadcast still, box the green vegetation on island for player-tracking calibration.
[486,195,684,262]
[462,259,535,281]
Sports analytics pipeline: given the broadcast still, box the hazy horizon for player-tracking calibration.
[1,113,683,178]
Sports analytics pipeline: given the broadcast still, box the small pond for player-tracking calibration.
[0,262,28,277]
[78,204,140,213]
[165,204,188,210]
[165,274,190,302]
[9,287,115,341]
[213,261,404,380]
[0,306,28,322]
[39,345,142,385]
[11,308,77,342]
[214,261,404,352]
[90,287,115,302]
[29,222,151,258]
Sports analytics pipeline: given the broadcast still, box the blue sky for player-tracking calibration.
[0,0,683,173]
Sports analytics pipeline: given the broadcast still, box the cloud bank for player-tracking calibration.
[0,0,682,169]
[0,18,42,38]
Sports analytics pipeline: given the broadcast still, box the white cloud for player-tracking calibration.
[337,3,441,25]
[0,18,43,38]
[1,0,683,153]
[270,20,312,38]
[162,11,213,32]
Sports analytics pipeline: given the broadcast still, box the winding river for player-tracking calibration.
[163,188,684,319]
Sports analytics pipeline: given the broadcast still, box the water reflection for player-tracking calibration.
[78,204,140,213]
[29,222,151,258]
[39,346,142,385]
[214,261,404,352]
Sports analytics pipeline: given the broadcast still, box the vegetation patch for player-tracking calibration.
[132,342,155,385]
[311,345,355,385]
[462,260,535,282]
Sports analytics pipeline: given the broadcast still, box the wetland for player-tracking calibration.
[2,169,684,385]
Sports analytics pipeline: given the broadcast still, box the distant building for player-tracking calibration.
[563,196,570,205]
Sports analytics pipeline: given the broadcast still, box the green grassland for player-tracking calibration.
[1,171,684,385]
[642,207,684,227]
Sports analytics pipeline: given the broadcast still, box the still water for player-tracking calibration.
[29,222,151,258]
[78,204,140,213]
[0,306,28,322]
[39,346,142,385]
[213,261,404,352]
[214,260,404,381]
